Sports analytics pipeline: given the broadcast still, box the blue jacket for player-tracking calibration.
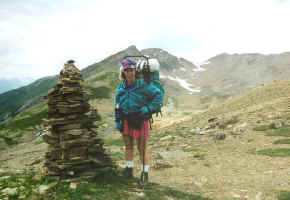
[114,78,163,121]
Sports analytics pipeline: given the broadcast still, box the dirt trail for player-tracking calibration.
[147,128,290,200]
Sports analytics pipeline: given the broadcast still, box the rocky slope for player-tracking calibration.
[194,52,290,96]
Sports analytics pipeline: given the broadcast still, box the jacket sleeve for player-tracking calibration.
[145,84,164,113]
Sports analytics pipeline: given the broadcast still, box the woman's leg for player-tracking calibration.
[137,137,150,165]
[123,135,134,161]
[122,135,134,177]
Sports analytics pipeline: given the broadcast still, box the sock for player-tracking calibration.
[144,165,149,172]
[126,160,133,168]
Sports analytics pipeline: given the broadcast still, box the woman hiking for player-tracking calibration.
[114,57,163,185]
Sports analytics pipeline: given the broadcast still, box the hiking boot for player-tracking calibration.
[122,167,133,178]
[138,172,148,187]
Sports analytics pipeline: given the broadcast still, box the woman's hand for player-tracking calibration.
[140,106,150,115]
[116,121,123,132]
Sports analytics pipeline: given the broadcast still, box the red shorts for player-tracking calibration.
[122,119,149,139]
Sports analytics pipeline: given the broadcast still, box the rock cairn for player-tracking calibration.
[43,60,112,181]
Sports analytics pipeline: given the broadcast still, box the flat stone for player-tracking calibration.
[60,138,92,149]
[38,185,50,194]
[43,134,59,145]
[2,187,18,195]
[60,87,81,94]
[0,176,10,180]
[57,123,83,131]
[160,135,174,141]
[63,129,85,136]
[70,182,78,189]
[158,150,191,160]
[47,88,57,96]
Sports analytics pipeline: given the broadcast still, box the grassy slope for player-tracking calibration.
[0,76,57,123]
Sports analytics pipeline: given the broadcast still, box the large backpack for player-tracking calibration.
[148,59,165,95]
[124,55,165,120]
[137,56,165,119]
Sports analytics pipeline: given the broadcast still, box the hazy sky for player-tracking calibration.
[1,0,290,79]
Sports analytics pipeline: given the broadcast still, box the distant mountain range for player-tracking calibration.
[0,46,290,124]
[193,52,290,95]
[0,77,36,94]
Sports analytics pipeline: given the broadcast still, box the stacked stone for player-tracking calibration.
[43,60,112,181]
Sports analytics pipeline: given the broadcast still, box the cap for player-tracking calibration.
[121,58,136,71]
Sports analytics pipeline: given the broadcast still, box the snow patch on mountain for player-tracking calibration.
[193,61,209,72]
[162,75,201,94]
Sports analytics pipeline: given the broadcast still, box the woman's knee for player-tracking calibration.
[123,136,134,150]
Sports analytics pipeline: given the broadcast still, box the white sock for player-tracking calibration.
[126,160,133,168]
[144,165,150,172]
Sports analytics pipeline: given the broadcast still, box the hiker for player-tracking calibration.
[114,57,164,185]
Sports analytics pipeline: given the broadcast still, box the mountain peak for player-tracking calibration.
[126,45,139,51]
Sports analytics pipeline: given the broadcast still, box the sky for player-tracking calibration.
[1,0,290,80]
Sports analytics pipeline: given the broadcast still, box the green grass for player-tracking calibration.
[87,71,119,83]
[193,152,206,160]
[111,152,123,160]
[105,138,124,146]
[274,139,290,145]
[0,76,57,123]
[277,191,290,200]
[0,109,47,132]
[252,126,290,157]
[86,71,120,90]
[0,135,18,145]
[0,169,211,200]
[253,125,271,131]
[266,126,290,137]
[86,86,112,99]
[0,102,48,145]
[255,148,290,157]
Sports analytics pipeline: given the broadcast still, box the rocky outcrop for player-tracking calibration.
[43,60,113,181]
